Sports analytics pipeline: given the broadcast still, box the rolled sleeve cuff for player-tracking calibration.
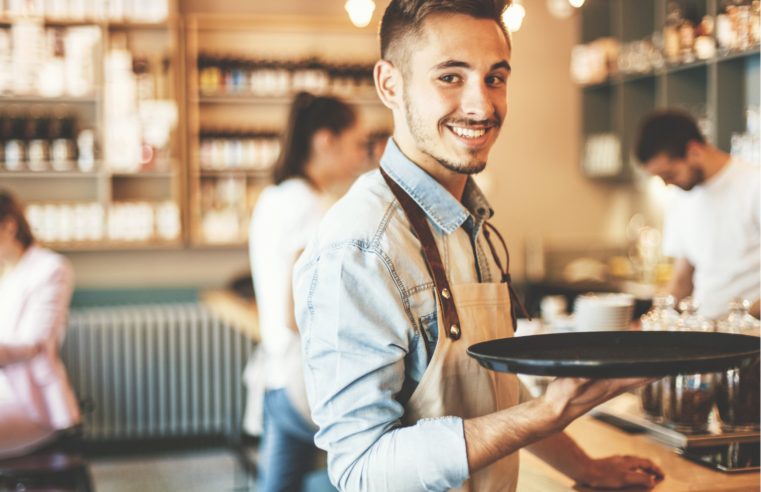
[414,417,470,491]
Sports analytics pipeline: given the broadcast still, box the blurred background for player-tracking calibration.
[0,0,758,490]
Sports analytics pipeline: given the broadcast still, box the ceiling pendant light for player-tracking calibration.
[502,0,526,32]
[547,0,573,19]
[345,0,376,28]
[569,0,585,8]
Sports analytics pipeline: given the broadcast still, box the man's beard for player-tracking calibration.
[679,166,704,191]
[403,91,499,175]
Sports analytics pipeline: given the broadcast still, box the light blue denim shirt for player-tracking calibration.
[293,138,500,492]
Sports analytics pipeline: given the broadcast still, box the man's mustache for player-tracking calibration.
[442,116,502,129]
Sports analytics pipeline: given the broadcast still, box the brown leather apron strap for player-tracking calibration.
[380,168,462,341]
[482,222,532,329]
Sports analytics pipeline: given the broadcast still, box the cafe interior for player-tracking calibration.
[0,0,759,490]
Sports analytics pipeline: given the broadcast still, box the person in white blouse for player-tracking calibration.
[0,190,81,459]
[245,92,369,492]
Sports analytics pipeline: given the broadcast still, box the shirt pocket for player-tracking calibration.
[419,312,439,364]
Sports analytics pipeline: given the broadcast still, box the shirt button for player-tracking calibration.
[441,288,451,299]
[450,325,460,337]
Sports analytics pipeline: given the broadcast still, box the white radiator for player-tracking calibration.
[61,303,254,441]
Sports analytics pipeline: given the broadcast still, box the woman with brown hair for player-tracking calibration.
[244,92,368,492]
[0,189,81,458]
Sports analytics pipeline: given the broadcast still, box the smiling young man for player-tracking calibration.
[293,1,664,490]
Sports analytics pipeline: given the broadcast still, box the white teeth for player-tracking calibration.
[451,127,486,139]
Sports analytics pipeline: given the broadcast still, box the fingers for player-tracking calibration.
[621,456,664,479]
[581,456,665,489]
[621,470,658,488]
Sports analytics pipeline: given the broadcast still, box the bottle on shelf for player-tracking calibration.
[4,106,27,171]
[199,128,281,172]
[51,107,78,171]
[77,128,96,172]
[27,105,51,172]
[197,54,375,99]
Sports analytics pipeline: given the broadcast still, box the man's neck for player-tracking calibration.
[700,145,732,182]
[392,133,469,201]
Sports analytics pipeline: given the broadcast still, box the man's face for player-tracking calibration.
[643,152,704,191]
[398,14,511,175]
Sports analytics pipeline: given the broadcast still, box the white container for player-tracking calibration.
[574,292,635,332]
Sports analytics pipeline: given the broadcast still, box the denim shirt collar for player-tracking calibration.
[379,138,494,236]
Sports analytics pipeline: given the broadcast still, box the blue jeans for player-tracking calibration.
[257,388,321,492]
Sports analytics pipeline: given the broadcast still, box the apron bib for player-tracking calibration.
[380,169,528,492]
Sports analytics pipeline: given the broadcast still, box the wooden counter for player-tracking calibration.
[518,416,760,492]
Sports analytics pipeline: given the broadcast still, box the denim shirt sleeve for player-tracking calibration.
[294,241,470,492]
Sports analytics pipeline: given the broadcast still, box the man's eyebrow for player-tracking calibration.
[491,60,511,72]
[430,60,512,71]
[431,60,471,71]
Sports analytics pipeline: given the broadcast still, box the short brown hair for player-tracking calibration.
[0,189,35,250]
[635,109,705,164]
[379,0,512,75]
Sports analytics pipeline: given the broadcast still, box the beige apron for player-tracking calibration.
[381,170,529,492]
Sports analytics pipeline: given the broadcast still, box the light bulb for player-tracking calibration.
[502,1,526,32]
[547,0,573,19]
[345,0,376,28]
[569,0,585,7]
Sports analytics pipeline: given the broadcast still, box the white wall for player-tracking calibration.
[477,3,648,280]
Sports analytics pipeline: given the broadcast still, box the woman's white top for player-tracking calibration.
[0,245,81,430]
[249,178,332,405]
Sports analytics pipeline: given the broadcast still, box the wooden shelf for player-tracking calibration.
[579,0,761,178]
[581,46,761,89]
[43,239,184,252]
[0,95,99,103]
[198,169,273,177]
[184,13,392,246]
[195,94,382,105]
[111,171,175,178]
[0,15,176,28]
[190,240,248,249]
[0,170,100,178]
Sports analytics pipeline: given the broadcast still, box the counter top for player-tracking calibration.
[518,416,759,492]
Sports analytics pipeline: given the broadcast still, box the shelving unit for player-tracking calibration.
[0,4,187,251]
[579,0,761,181]
[184,13,392,247]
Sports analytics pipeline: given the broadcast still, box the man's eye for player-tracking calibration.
[440,74,459,83]
[487,75,505,85]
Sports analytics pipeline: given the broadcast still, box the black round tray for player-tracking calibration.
[467,331,760,378]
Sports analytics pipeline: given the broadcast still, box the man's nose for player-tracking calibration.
[461,80,494,120]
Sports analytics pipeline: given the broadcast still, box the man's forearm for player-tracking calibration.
[464,396,561,473]
[464,377,655,474]
[524,432,594,481]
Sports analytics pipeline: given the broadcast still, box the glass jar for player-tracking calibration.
[715,298,760,432]
[638,293,679,422]
[661,297,716,433]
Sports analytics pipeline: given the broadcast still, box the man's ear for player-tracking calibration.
[374,59,403,111]
[685,140,704,162]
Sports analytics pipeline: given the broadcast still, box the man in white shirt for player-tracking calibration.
[635,109,760,319]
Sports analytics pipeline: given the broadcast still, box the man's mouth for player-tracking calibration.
[448,126,489,139]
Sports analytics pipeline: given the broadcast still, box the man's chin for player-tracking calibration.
[438,159,487,175]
